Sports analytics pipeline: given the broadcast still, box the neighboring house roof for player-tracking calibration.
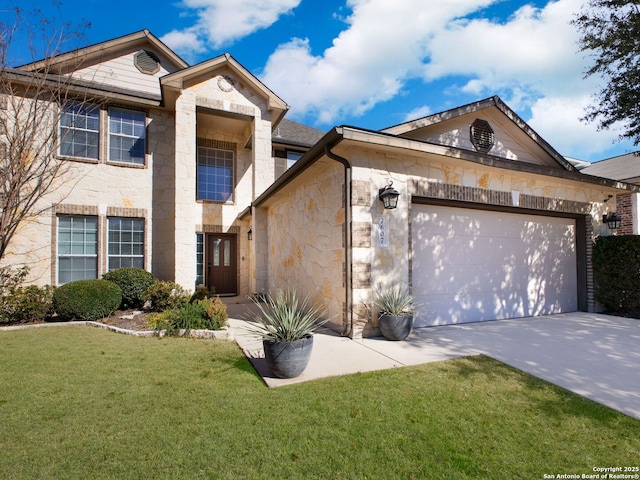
[273,119,326,148]
[580,152,640,184]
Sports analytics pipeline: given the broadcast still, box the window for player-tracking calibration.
[286,150,302,169]
[196,233,204,287]
[109,108,146,164]
[108,217,145,270]
[197,147,234,202]
[275,149,304,178]
[59,104,100,160]
[57,216,98,284]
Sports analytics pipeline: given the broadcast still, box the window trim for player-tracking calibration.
[107,107,147,166]
[56,215,99,285]
[107,216,145,271]
[196,146,235,203]
[58,103,100,161]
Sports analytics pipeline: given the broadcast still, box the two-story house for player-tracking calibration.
[4,30,637,338]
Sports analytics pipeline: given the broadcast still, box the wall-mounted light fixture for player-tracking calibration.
[603,212,622,230]
[247,228,253,241]
[378,182,400,210]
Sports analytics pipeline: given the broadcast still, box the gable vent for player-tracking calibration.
[470,119,494,153]
[134,50,160,75]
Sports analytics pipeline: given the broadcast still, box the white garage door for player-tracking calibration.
[411,204,577,327]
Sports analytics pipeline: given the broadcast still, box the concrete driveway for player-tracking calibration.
[230,309,640,420]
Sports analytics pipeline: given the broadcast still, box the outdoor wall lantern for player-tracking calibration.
[247,228,253,241]
[378,182,400,210]
[603,212,622,230]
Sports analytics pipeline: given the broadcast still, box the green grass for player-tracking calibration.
[1,326,639,479]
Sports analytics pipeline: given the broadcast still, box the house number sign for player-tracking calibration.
[378,217,389,248]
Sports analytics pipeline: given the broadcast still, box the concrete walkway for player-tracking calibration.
[228,305,640,421]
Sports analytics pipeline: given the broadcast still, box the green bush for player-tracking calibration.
[102,267,155,309]
[0,285,54,324]
[147,297,228,336]
[144,281,190,312]
[52,279,122,321]
[190,285,216,303]
[593,235,640,315]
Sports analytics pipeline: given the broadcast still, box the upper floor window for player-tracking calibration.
[109,108,146,165]
[197,146,234,202]
[59,104,100,160]
[57,215,98,284]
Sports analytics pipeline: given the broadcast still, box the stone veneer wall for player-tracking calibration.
[171,71,274,292]
[1,103,157,286]
[262,159,346,332]
[346,148,614,337]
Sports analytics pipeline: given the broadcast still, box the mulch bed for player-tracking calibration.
[0,309,153,331]
[96,309,153,331]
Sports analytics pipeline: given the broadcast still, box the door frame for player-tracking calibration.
[205,233,238,295]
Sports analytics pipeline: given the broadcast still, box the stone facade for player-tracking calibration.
[259,158,346,332]
[342,147,620,337]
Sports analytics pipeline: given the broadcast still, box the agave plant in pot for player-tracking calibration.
[373,285,415,341]
[244,289,328,379]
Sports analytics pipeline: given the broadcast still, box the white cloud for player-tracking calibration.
[403,106,431,122]
[160,30,205,60]
[260,0,628,158]
[261,0,494,124]
[528,95,633,161]
[164,0,300,51]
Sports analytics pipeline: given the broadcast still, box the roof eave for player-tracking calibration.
[19,29,188,74]
[4,68,162,106]
[339,126,640,192]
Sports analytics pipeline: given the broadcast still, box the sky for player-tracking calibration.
[4,0,636,162]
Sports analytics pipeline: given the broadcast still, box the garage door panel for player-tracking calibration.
[411,204,577,327]
[415,264,531,295]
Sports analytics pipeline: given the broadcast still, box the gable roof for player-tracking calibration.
[251,118,640,212]
[161,53,289,127]
[19,29,188,74]
[581,152,640,184]
[382,96,577,173]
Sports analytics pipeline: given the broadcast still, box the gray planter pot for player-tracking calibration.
[379,313,413,341]
[263,335,314,378]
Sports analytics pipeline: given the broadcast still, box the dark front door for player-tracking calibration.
[206,234,237,295]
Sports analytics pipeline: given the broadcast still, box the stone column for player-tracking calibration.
[173,91,198,290]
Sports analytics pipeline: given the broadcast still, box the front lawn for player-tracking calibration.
[1,326,638,479]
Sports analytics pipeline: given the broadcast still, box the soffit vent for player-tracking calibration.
[470,119,495,153]
[134,50,161,75]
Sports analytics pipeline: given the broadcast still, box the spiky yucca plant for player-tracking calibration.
[373,285,414,316]
[245,289,328,342]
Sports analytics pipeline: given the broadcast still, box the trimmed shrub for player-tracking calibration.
[144,280,190,312]
[593,235,640,315]
[102,267,155,309]
[52,279,122,321]
[0,285,54,324]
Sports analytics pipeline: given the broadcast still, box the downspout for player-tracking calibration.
[324,144,353,338]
